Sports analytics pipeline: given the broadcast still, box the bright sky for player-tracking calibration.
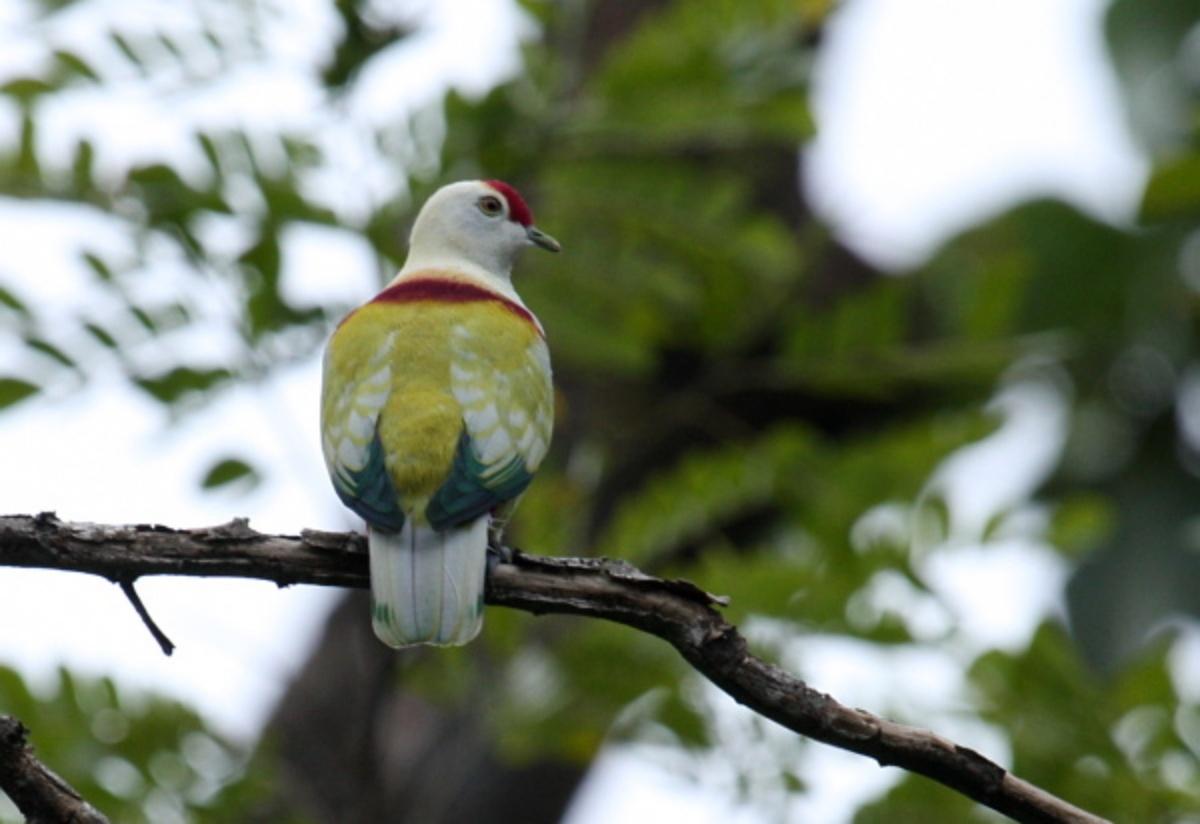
[0,0,1154,822]
[806,0,1146,268]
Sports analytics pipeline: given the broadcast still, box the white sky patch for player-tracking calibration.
[1170,626,1200,705]
[806,0,1147,268]
[279,222,383,306]
[0,2,46,79]
[928,374,1070,540]
[787,746,902,823]
[349,0,533,127]
[254,0,342,70]
[177,66,328,132]
[921,541,1070,653]
[782,636,968,721]
[845,568,954,640]
[36,88,199,182]
[0,198,132,308]
[566,747,773,824]
[0,0,33,32]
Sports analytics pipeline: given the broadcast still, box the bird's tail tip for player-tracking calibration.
[368,518,487,648]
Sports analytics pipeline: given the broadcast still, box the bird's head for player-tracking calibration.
[406,180,559,277]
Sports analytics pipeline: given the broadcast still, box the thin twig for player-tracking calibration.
[117,578,175,656]
[0,512,1110,824]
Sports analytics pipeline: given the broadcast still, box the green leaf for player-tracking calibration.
[0,284,29,316]
[156,33,186,64]
[1048,494,1114,558]
[0,378,38,409]
[238,229,280,280]
[71,139,94,190]
[17,112,38,178]
[257,174,338,223]
[1139,153,1200,221]
[321,2,414,89]
[25,336,76,369]
[127,162,230,224]
[127,305,156,332]
[109,32,143,68]
[81,251,114,281]
[196,133,222,174]
[654,687,710,748]
[134,366,231,404]
[1,76,55,102]
[51,50,99,82]
[82,322,118,348]
[598,425,816,563]
[200,457,260,490]
[587,0,814,147]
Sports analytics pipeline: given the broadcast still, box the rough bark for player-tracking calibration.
[0,513,1109,824]
[0,715,110,824]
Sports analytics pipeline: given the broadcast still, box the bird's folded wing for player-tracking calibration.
[426,333,553,529]
[321,331,407,531]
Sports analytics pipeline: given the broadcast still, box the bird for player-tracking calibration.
[320,180,558,647]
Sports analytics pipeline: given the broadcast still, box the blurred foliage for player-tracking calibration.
[0,665,297,824]
[858,623,1200,823]
[2,0,1200,821]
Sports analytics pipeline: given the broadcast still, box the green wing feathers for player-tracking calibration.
[427,326,553,528]
[426,430,535,529]
[333,428,406,531]
[321,326,407,531]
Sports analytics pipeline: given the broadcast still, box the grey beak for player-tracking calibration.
[527,225,561,253]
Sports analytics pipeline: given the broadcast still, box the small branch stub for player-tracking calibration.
[117,578,175,656]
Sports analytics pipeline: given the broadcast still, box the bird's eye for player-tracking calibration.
[478,195,504,217]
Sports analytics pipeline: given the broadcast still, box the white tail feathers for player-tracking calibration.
[368,518,488,647]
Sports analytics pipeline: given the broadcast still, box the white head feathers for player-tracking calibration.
[401,180,559,284]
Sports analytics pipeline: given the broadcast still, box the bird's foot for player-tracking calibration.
[486,541,514,570]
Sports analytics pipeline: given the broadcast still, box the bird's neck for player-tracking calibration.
[390,255,526,309]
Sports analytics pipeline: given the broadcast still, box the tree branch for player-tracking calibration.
[0,512,1108,824]
[0,715,110,824]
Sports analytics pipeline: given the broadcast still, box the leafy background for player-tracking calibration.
[1,0,1199,821]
